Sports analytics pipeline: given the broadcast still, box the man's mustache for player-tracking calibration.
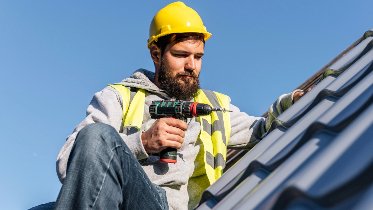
[177,72,198,78]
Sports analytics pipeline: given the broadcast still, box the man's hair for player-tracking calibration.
[154,33,205,55]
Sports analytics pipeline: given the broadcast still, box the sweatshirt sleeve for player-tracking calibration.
[229,91,297,149]
[56,86,148,183]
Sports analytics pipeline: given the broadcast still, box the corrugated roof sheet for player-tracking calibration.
[196,29,373,210]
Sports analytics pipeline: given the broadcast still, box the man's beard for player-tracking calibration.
[158,63,200,100]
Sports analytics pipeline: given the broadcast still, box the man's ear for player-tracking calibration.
[150,45,161,65]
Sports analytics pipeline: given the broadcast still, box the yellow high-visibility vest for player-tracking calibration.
[109,84,231,185]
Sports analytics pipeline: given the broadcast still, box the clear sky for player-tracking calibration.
[0,0,372,209]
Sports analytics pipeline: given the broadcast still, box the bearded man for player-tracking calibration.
[54,2,304,210]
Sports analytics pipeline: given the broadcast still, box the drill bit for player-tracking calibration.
[212,107,232,112]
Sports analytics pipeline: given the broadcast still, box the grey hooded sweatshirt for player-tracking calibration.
[57,69,295,210]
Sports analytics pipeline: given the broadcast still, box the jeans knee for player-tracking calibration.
[80,123,116,136]
[74,123,119,154]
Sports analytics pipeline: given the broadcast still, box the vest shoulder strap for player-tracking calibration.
[108,84,146,130]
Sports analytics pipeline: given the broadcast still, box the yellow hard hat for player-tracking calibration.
[148,1,212,48]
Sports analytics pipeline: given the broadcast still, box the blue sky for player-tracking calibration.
[0,0,372,209]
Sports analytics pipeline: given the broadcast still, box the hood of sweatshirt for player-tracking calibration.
[119,69,170,98]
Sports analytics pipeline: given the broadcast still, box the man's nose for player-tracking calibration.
[185,56,196,71]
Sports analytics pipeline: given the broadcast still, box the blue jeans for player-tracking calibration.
[54,123,168,210]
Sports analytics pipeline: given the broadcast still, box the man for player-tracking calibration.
[55,2,304,210]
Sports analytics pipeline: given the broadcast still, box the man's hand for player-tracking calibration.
[141,118,187,153]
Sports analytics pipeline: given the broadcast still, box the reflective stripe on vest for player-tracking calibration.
[109,84,231,185]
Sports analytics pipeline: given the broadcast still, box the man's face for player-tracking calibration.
[157,39,204,100]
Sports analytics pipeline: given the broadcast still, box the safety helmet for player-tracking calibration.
[147,1,212,48]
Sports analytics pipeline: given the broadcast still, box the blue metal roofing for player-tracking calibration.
[196,29,373,210]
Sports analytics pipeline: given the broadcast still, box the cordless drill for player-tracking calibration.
[149,100,229,163]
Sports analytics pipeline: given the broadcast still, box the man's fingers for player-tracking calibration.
[167,133,184,144]
[167,141,182,150]
[293,90,305,103]
[164,135,183,149]
[164,125,185,138]
[156,134,183,149]
[161,118,188,130]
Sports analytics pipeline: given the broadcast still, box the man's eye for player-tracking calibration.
[174,54,187,58]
